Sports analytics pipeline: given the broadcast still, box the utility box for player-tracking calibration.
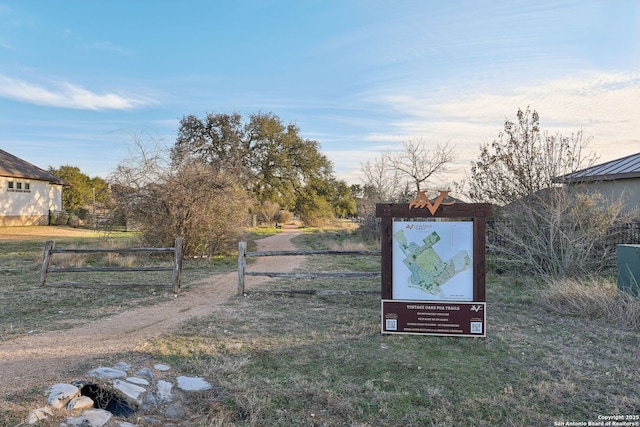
[617,244,640,298]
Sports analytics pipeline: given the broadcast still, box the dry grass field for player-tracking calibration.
[1,226,639,426]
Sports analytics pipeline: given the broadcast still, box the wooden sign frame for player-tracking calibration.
[376,201,492,336]
[376,202,492,301]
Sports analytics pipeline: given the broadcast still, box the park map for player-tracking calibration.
[393,228,472,299]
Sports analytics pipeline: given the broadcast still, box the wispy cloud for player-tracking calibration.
[60,26,134,55]
[0,74,156,110]
[331,70,640,185]
[373,71,640,146]
[85,40,134,55]
[0,38,12,50]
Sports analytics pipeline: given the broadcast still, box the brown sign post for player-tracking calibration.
[376,192,492,337]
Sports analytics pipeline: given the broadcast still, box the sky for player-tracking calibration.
[1,0,639,189]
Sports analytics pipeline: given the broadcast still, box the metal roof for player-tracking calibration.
[555,152,640,183]
[0,149,69,185]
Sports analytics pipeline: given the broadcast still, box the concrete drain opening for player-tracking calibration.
[75,382,136,418]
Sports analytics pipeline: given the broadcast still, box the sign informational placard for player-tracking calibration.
[382,300,486,337]
[376,193,492,338]
[392,220,473,301]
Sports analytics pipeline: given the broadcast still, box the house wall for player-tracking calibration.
[0,177,63,226]
[570,178,640,214]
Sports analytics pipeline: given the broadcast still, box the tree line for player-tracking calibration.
[54,112,355,256]
[53,107,635,277]
[356,107,635,278]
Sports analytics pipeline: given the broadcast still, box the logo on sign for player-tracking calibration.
[409,190,455,215]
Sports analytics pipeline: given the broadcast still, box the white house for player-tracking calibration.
[0,149,69,226]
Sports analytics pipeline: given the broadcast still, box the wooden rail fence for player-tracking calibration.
[40,238,184,293]
[237,241,381,295]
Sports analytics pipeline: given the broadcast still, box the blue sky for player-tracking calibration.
[1,0,639,187]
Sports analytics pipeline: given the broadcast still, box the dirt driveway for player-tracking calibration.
[0,227,304,396]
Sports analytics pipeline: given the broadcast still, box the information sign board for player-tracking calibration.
[376,194,492,338]
[382,300,486,337]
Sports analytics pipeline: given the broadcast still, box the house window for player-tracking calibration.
[25,183,30,191]
[7,181,13,189]
[16,182,22,190]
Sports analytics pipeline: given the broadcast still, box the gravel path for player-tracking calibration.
[0,228,304,396]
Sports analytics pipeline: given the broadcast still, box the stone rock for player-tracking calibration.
[126,376,150,386]
[142,389,157,410]
[135,367,153,380]
[46,383,80,409]
[27,359,218,426]
[67,395,95,411]
[156,380,174,403]
[154,363,171,371]
[113,379,147,404]
[114,361,131,372]
[61,408,112,427]
[25,407,53,424]
[164,402,186,420]
[177,376,212,391]
[88,367,127,379]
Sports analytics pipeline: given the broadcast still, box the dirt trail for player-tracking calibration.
[0,227,304,396]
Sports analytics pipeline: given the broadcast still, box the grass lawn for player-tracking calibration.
[144,230,640,426]
[1,226,638,426]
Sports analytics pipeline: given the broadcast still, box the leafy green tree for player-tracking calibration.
[318,178,356,218]
[296,189,334,226]
[49,165,109,213]
[171,111,353,219]
[172,113,247,179]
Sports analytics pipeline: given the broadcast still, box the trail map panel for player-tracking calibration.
[392,220,473,301]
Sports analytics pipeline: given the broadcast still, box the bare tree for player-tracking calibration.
[109,133,250,256]
[385,139,457,194]
[468,107,596,205]
[255,201,281,225]
[109,130,169,190]
[360,157,402,202]
[471,108,626,277]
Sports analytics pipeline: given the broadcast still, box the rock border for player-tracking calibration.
[26,361,213,427]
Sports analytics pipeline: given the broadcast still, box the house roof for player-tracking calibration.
[555,152,640,183]
[0,149,69,185]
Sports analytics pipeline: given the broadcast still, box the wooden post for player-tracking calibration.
[172,237,184,294]
[237,241,246,296]
[474,215,487,302]
[40,240,55,286]
[377,206,393,300]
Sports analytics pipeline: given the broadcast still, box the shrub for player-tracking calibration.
[539,275,640,327]
[355,213,380,242]
[254,201,281,225]
[489,187,627,277]
[275,210,293,225]
[114,162,250,257]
